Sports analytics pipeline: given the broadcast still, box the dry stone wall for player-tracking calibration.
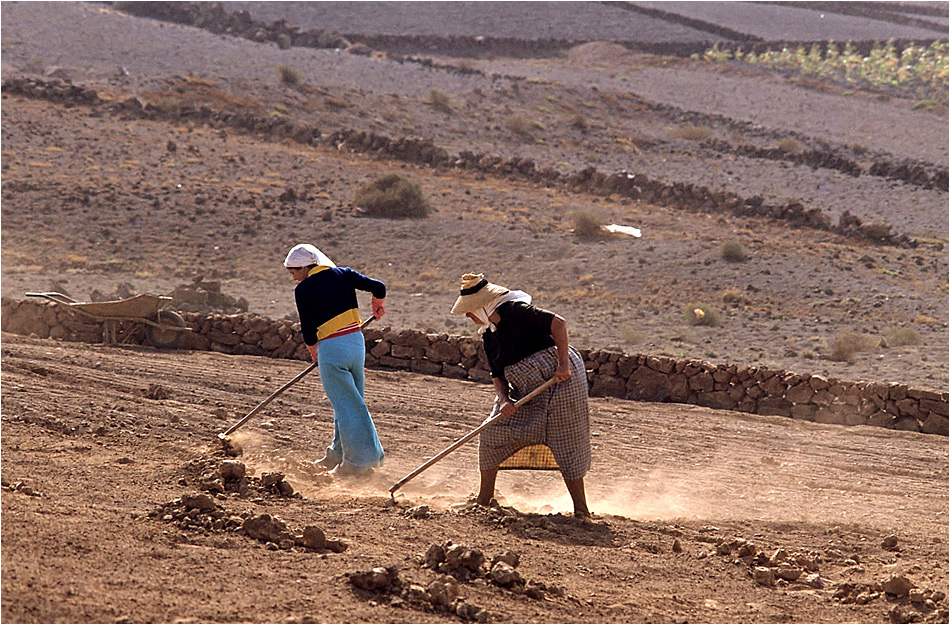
[4,297,946,437]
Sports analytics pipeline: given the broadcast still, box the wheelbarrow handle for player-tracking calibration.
[26,292,79,305]
[389,377,557,496]
[218,316,376,439]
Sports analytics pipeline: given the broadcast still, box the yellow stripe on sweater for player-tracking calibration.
[317,309,362,341]
[307,265,332,278]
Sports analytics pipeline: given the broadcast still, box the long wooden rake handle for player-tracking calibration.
[389,377,557,496]
[218,316,375,439]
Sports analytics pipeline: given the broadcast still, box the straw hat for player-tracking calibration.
[451,273,509,314]
[283,243,335,268]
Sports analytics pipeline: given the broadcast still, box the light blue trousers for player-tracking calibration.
[317,331,384,469]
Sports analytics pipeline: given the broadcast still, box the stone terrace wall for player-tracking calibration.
[3,297,946,436]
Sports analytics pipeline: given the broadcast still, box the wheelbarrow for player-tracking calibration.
[25,292,189,349]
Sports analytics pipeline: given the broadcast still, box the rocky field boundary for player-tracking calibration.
[2,75,939,250]
[4,297,946,437]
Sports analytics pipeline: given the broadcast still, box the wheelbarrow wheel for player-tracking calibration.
[146,311,186,349]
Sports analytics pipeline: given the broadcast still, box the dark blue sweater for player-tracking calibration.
[294,266,386,345]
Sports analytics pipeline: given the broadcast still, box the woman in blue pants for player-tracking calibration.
[284,243,386,477]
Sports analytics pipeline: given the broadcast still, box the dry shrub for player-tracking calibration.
[846,141,868,155]
[551,286,597,303]
[828,332,876,362]
[143,79,262,113]
[354,174,431,219]
[683,304,722,326]
[569,112,588,130]
[505,116,535,137]
[278,65,302,85]
[720,288,741,303]
[720,239,747,262]
[881,326,922,347]
[150,95,185,115]
[427,89,453,113]
[671,123,713,141]
[63,254,89,268]
[324,97,349,110]
[912,99,942,111]
[628,134,657,149]
[776,137,803,154]
[621,327,645,344]
[569,209,606,239]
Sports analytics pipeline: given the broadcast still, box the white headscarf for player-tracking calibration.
[471,290,532,334]
[283,243,335,268]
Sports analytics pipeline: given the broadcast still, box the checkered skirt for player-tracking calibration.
[479,345,591,480]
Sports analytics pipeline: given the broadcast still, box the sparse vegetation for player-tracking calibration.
[627,134,657,150]
[881,326,922,347]
[427,89,453,113]
[277,65,302,85]
[324,97,349,110]
[684,304,722,326]
[505,115,537,137]
[569,209,607,239]
[912,99,942,111]
[828,332,877,362]
[143,78,262,113]
[694,40,949,104]
[569,112,588,130]
[776,137,803,154]
[63,254,89,268]
[621,327,646,344]
[354,174,432,219]
[846,141,868,154]
[720,239,748,262]
[720,288,742,304]
[152,96,185,115]
[25,55,45,74]
[671,123,714,141]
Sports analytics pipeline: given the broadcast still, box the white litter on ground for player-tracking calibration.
[604,224,642,237]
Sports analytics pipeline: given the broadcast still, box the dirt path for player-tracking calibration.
[2,333,947,623]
